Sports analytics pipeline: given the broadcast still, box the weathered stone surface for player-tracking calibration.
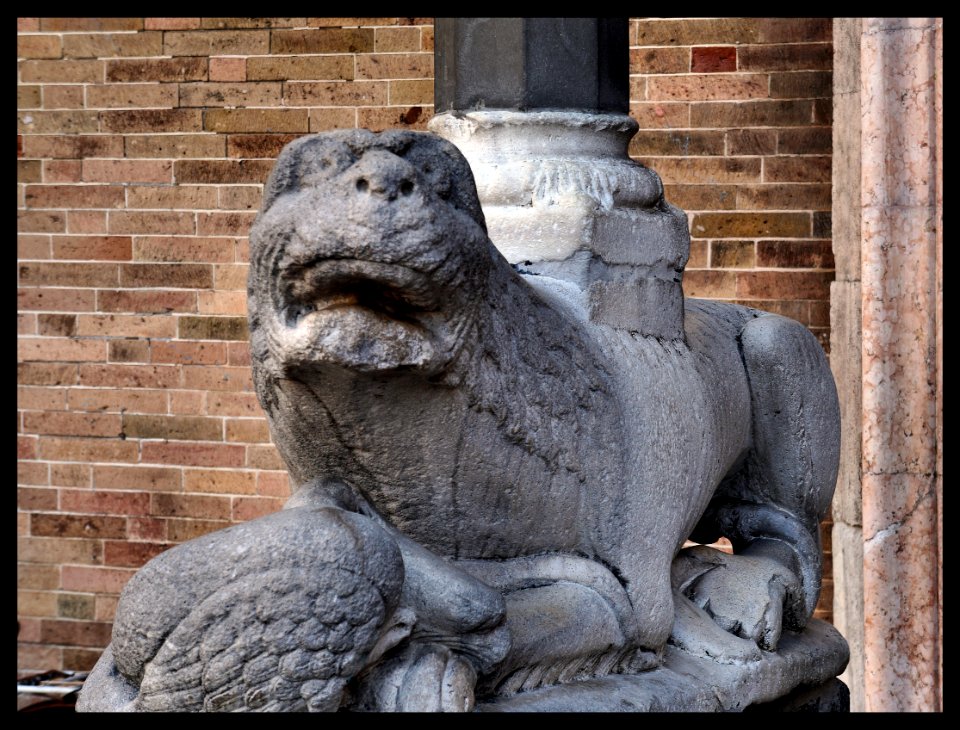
[79,129,843,712]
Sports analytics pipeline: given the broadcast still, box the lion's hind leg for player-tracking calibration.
[689,313,840,647]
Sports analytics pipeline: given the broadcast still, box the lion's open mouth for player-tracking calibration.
[280,259,438,327]
[269,258,448,373]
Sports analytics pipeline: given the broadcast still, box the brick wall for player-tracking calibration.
[17,17,832,673]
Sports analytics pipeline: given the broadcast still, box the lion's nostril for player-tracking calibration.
[399,179,414,196]
[356,178,369,193]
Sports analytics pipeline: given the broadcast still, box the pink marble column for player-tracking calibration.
[859,17,942,712]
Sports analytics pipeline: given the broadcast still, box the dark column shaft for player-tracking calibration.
[434,18,628,113]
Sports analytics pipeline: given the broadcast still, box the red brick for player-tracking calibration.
[123,414,222,441]
[78,364,180,389]
[809,300,831,328]
[246,445,284,470]
[635,157,761,185]
[151,341,228,365]
[18,312,37,335]
[737,183,831,211]
[119,263,211,288]
[103,541,170,568]
[271,28,373,54]
[19,210,66,233]
[18,160,42,183]
[682,270,737,299]
[769,71,832,100]
[203,108,309,134]
[26,185,124,210]
[691,212,811,238]
[68,388,168,414]
[97,289,197,314]
[127,516,168,541]
[183,365,253,390]
[67,211,108,234]
[209,57,246,82]
[690,100,814,128]
[308,107,358,132]
[17,234,50,260]
[17,337,105,363]
[142,441,246,468]
[144,18,201,30]
[179,81,282,108]
[18,536,102,565]
[629,102,690,130]
[356,52,432,80]
[18,644,61,671]
[124,134,224,158]
[31,514,127,539]
[736,271,833,300]
[375,26,421,52]
[52,236,131,261]
[763,155,831,184]
[176,158,276,183]
[100,109,202,133]
[81,159,172,184]
[356,105,432,132]
[225,419,270,443]
[76,314,176,338]
[169,390,205,415]
[39,86,81,111]
[629,130,725,157]
[18,590,58,617]
[421,25,434,52]
[23,412,121,438]
[18,564,59,590]
[105,338,146,362]
[62,31,162,59]
[44,159,83,182]
[19,110,100,134]
[37,313,76,336]
[227,342,251,366]
[226,134,298,159]
[195,211,255,237]
[198,290,248,315]
[635,18,760,45]
[62,647,102,670]
[50,463,91,487]
[18,18,40,31]
[305,17,412,26]
[20,133,123,160]
[59,594,97,621]
[168,518,230,541]
[163,29,270,56]
[21,59,104,83]
[738,43,832,72]
[59,489,150,515]
[202,18,305,29]
[757,18,832,43]
[257,471,290,498]
[232,496,284,522]
[207,392,262,417]
[18,386,66,412]
[18,435,37,459]
[726,129,778,156]
[61,565,136,594]
[663,184,737,211]
[151,492,232,519]
[390,79,433,105]
[18,458,51,484]
[178,316,249,341]
[647,74,768,102]
[285,80,388,106]
[218,185,262,210]
[756,240,835,269]
[39,436,138,463]
[17,35,63,59]
[777,127,832,156]
[183,469,257,494]
[691,46,736,73]
[247,56,352,81]
[710,240,756,269]
[85,83,178,109]
[40,18,142,31]
[18,363,79,386]
[93,465,181,492]
[18,487,58,511]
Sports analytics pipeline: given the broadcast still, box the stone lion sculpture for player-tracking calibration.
[79,130,839,712]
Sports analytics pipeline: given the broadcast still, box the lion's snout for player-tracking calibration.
[350,149,419,202]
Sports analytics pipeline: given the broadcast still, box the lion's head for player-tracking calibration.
[248,130,493,376]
